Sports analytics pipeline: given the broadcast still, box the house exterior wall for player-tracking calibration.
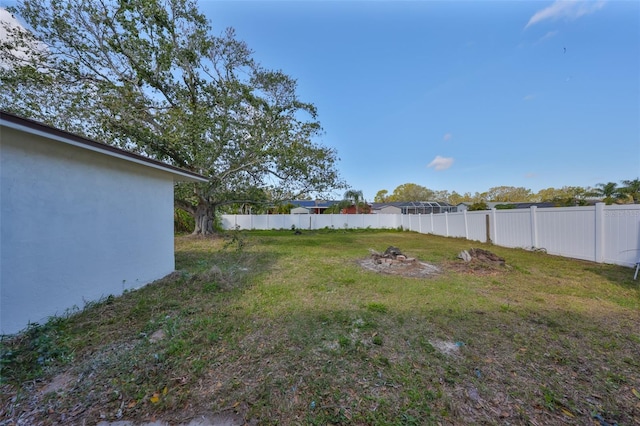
[375,206,402,214]
[1,127,176,335]
[291,207,310,214]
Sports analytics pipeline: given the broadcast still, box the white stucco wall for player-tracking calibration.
[376,206,402,214]
[1,127,177,335]
[291,207,310,214]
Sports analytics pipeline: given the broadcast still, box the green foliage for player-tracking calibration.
[372,181,640,206]
[467,201,489,211]
[0,319,72,384]
[323,200,350,214]
[174,208,195,234]
[223,226,246,252]
[272,202,296,214]
[590,182,626,205]
[374,189,389,202]
[382,183,435,202]
[483,186,533,202]
[1,0,345,235]
[620,178,640,204]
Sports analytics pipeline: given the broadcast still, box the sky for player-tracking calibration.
[1,0,639,201]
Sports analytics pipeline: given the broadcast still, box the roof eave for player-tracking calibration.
[1,111,208,183]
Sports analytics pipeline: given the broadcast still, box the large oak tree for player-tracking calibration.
[0,0,344,234]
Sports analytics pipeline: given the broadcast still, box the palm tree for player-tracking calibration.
[620,178,640,204]
[344,189,364,214]
[591,182,623,205]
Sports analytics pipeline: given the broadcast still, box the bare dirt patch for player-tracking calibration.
[358,246,509,278]
[358,257,441,278]
[357,246,441,278]
[38,371,76,396]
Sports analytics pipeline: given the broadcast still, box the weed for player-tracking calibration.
[223,226,246,251]
[366,302,389,313]
[542,386,560,411]
[0,319,72,384]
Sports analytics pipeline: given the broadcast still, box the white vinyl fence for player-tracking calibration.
[221,203,640,267]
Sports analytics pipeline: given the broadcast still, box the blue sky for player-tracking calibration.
[199,0,639,200]
[2,0,638,200]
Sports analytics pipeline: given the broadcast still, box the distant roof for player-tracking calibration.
[457,202,564,209]
[371,201,454,208]
[1,110,208,183]
[286,200,338,208]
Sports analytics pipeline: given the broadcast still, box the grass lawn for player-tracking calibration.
[1,230,639,425]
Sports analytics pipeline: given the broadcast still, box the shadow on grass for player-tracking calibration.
[0,241,282,386]
[583,262,640,291]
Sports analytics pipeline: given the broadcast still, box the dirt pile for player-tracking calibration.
[448,248,509,275]
[457,248,505,266]
[359,246,440,278]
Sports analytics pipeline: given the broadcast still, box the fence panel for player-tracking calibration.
[446,213,467,238]
[311,214,333,229]
[220,204,640,267]
[431,214,448,236]
[493,209,534,249]
[536,207,596,261]
[465,212,490,242]
[603,205,640,266]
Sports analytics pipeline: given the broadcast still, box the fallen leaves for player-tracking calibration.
[150,386,169,404]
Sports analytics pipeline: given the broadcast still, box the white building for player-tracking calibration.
[0,111,207,335]
[290,206,310,214]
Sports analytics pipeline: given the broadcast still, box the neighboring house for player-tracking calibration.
[456,202,561,211]
[341,203,372,214]
[371,201,456,214]
[371,204,402,215]
[0,111,207,335]
[291,206,310,214]
[287,199,338,214]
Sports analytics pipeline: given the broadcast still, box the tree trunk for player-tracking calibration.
[193,202,216,235]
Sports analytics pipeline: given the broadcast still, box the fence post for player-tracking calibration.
[493,208,499,244]
[463,210,469,240]
[445,211,449,236]
[530,206,538,249]
[485,214,491,244]
[595,203,605,263]
[430,212,434,234]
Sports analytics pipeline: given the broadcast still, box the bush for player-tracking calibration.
[174,208,194,234]
[468,202,489,211]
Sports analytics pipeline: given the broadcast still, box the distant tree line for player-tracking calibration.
[212,178,640,217]
[374,179,640,206]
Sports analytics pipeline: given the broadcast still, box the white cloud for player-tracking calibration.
[525,0,606,29]
[537,30,559,43]
[443,133,452,142]
[523,94,537,101]
[427,156,454,171]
